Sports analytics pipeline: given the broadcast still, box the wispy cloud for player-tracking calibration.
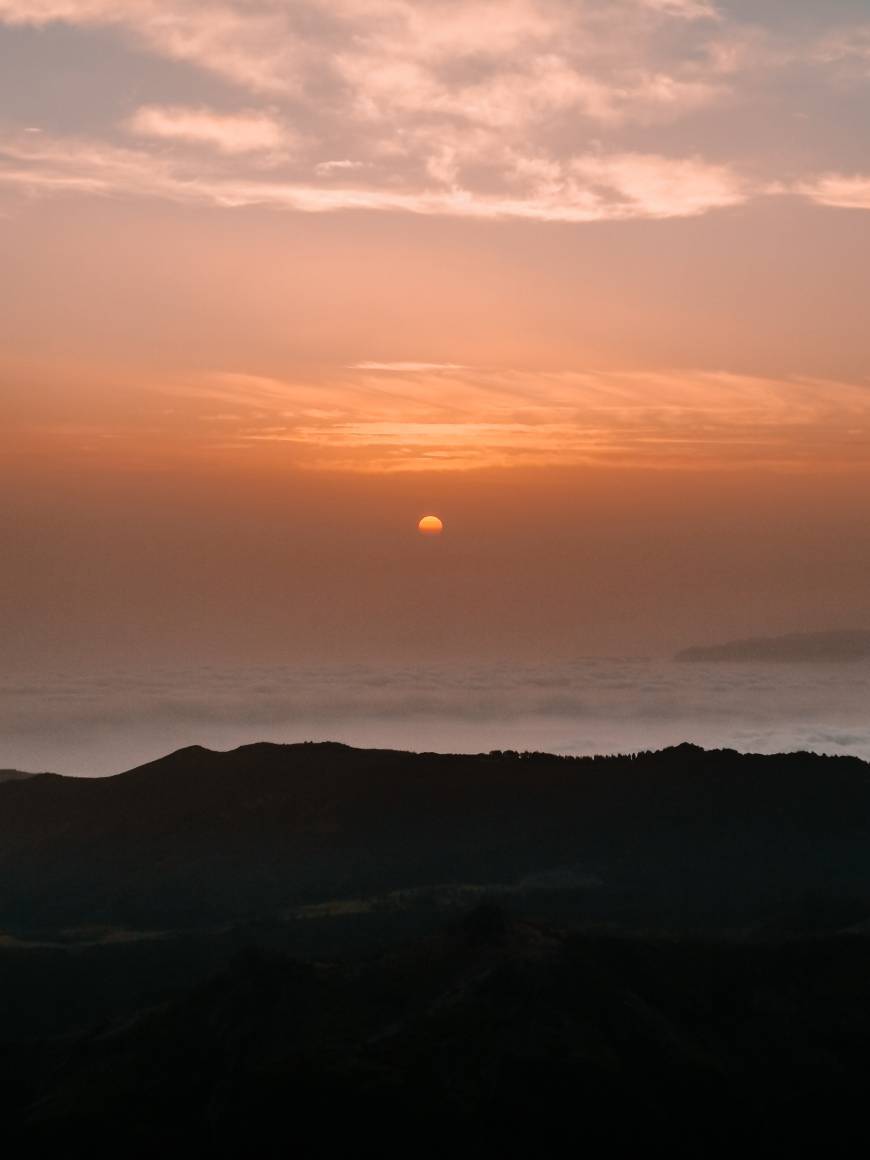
[640,0,719,19]
[0,0,300,95]
[0,0,751,222]
[0,1,727,104]
[58,364,868,473]
[204,364,870,471]
[315,159,366,176]
[814,24,870,68]
[126,105,291,155]
[799,174,870,211]
[352,363,467,373]
[0,132,750,221]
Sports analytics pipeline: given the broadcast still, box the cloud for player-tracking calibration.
[315,159,366,176]
[150,365,870,473]
[6,353,870,473]
[126,105,290,154]
[0,0,734,136]
[0,131,748,221]
[640,0,719,18]
[0,0,745,220]
[815,24,870,68]
[569,153,745,219]
[199,364,870,468]
[352,363,467,372]
[0,1,300,95]
[0,3,867,224]
[799,174,870,211]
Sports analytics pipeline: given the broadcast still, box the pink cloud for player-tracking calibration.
[800,175,870,210]
[126,105,290,154]
[0,132,750,221]
[1,1,864,227]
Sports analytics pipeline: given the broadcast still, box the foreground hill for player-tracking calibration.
[3,740,870,936]
[6,909,870,1153]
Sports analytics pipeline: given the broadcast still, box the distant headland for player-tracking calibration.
[676,629,870,663]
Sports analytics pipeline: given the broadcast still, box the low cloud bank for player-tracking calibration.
[3,658,870,776]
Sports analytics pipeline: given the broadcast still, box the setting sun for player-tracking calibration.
[417,515,444,536]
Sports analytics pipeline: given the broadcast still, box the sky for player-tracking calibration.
[2,0,870,680]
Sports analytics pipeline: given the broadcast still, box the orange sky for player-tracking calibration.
[2,1,870,669]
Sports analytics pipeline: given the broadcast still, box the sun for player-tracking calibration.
[417,514,444,536]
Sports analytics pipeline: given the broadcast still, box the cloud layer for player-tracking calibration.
[6,361,869,472]
[0,1,868,221]
[6,657,870,776]
[0,131,748,221]
[195,366,870,471]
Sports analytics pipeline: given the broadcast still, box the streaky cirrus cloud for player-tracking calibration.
[351,363,468,373]
[6,360,869,474]
[207,366,870,471]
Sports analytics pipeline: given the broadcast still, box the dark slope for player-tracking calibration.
[8,911,870,1154]
[3,741,870,934]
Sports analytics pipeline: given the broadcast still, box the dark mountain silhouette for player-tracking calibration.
[676,628,870,662]
[3,740,870,938]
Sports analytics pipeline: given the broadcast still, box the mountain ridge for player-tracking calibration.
[3,740,870,937]
[3,737,866,786]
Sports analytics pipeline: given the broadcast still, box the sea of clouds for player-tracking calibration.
[4,658,870,776]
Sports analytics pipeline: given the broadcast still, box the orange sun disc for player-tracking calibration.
[417,515,444,535]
